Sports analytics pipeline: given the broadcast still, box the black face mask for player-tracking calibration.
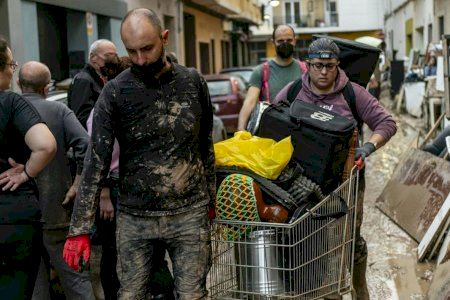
[131,46,166,79]
[276,42,294,59]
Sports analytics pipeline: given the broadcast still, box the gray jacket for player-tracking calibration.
[23,93,89,229]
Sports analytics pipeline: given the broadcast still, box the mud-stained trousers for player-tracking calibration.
[353,170,369,300]
[116,206,211,300]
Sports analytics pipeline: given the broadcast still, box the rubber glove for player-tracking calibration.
[355,142,376,169]
[63,234,91,272]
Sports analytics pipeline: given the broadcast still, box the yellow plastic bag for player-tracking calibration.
[214,131,293,180]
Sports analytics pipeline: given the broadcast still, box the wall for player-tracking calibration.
[338,0,383,32]
[21,1,40,61]
[434,0,450,40]
[110,18,127,56]
[384,0,414,60]
[184,6,225,73]
[67,10,89,58]
[126,0,182,61]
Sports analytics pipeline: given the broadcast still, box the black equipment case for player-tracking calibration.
[257,101,355,194]
[313,34,382,88]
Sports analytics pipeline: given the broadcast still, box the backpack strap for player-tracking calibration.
[298,60,307,74]
[259,62,270,103]
[286,78,363,131]
[286,78,303,104]
[342,82,363,131]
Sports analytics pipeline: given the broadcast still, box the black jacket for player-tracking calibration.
[68,64,104,128]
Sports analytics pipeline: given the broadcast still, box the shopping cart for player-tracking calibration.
[209,166,359,299]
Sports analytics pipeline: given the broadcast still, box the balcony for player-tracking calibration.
[227,0,262,26]
[273,11,339,29]
[187,0,241,16]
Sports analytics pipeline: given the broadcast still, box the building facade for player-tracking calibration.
[1,0,128,81]
[383,0,436,61]
[1,0,262,92]
[182,0,262,73]
[249,0,384,65]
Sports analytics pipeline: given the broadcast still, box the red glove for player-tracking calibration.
[208,206,216,221]
[63,234,91,272]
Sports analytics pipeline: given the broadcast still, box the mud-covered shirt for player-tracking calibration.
[69,63,216,236]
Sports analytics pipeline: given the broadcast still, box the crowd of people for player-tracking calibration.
[0,7,396,300]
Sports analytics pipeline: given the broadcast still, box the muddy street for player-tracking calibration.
[363,95,435,299]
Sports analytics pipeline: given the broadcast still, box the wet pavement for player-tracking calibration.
[362,94,435,299]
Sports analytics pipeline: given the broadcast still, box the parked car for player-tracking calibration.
[219,66,255,88]
[46,90,69,105]
[204,74,247,134]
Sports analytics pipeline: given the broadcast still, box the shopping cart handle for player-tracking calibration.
[311,193,348,220]
[355,157,364,170]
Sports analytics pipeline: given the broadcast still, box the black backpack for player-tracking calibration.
[286,77,363,131]
[256,80,361,193]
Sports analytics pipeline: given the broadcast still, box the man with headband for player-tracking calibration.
[275,37,397,299]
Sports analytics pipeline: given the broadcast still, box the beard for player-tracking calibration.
[131,46,166,80]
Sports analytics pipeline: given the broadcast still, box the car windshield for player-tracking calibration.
[224,70,253,83]
[207,80,232,96]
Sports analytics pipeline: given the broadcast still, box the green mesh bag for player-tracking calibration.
[216,174,260,241]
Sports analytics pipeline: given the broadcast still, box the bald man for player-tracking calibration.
[238,24,306,131]
[64,8,215,300]
[68,39,117,128]
[18,61,94,300]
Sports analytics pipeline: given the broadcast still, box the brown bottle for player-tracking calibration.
[253,181,289,223]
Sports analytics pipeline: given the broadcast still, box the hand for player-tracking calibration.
[355,142,376,170]
[355,142,376,161]
[63,234,91,272]
[62,175,81,207]
[99,187,114,221]
[62,185,77,207]
[0,158,28,191]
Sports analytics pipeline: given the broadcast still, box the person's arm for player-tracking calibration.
[86,109,116,221]
[237,66,263,131]
[63,106,90,175]
[69,78,96,128]
[0,124,57,191]
[62,174,81,206]
[352,83,397,162]
[198,74,216,209]
[61,106,89,204]
[68,82,116,237]
[237,86,261,131]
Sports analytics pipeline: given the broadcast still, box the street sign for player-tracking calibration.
[86,12,94,36]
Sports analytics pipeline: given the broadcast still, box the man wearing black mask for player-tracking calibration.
[63,8,215,299]
[238,24,306,130]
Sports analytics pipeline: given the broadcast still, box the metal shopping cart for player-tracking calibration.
[209,166,359,299]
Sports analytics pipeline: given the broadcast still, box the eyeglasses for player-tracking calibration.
[6,60,18,72]
[308,62,339,72]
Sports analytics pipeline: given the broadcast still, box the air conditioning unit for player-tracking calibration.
[223,20,233,32]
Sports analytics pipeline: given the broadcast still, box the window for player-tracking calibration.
[428,23,433,43]
[284,0,301,26]
[439,16,444,39]
[249,41,266,65]
[285,2,292,24]
[329,1,338,26]
[206,80,232,97]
